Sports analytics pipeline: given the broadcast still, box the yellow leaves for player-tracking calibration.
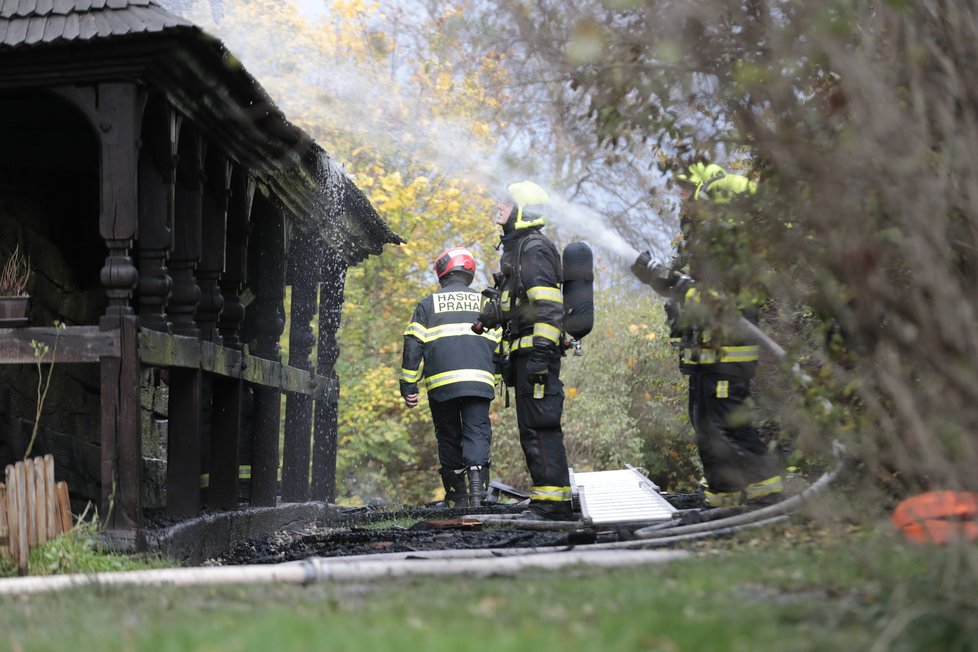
[628,324,640,334]
[566,386,578,400]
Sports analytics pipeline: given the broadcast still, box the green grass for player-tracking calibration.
[1,522,975,652]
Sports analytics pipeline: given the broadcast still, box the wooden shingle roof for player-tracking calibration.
[0,0,404,265]
[0,0,193,48]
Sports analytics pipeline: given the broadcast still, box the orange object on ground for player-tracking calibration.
[892,491,978,544]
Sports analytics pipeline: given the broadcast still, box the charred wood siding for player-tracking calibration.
[0,0,403,534]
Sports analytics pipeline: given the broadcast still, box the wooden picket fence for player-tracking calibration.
[0,455,73,575]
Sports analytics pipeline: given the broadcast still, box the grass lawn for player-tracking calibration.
[0,521,975,652]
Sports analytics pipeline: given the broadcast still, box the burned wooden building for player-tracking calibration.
[0,0,402,536]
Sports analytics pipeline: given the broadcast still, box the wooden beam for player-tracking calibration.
[137,330,328,398]
[0,326,119,364]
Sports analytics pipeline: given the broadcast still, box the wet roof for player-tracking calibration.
[0,0,404,265]
[0,0,191,50]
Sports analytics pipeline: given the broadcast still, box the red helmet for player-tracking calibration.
[433,247,476,280]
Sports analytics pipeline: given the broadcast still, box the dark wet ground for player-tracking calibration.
[205,493,706,566]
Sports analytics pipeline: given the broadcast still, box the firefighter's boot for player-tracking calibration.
[467,465,487,508]
[439,466,468,507]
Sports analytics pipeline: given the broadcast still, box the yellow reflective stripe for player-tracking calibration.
[533,322,562,345]
[705,490,741,507]
[526,285,562,304]
[530,485,571,501]
[425,322,485,341]
[716,380,729,398]
[425,368,496,390]
[481,329,502,344]
[403,322,426,340]
[400,366,422,383]
[200,473,208,489]
[745,475,783,499]
[501,290,510,310]
[682,345,759,364]
[508,335,536,351]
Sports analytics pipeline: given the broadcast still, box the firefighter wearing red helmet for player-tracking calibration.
[632,162,783,508]
[400,246,501,507]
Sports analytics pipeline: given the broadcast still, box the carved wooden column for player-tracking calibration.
[168,121,203,338]
[246,193,287,506]
[136,97,174,332]
[209,167,254,511]
[311,251,347,503]
[218,170,254,349]
[165,121,204,518]
[197,148,230,342]
[55,82,144,532]
[281,230,323,502]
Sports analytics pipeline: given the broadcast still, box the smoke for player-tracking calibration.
[164,0,663,267]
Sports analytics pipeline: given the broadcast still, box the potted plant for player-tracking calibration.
[0,244,32,326]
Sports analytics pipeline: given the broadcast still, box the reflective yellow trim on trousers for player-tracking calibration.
[424,368,496,391]
[532,322,562,346]
[682,345,759,364]
[745,475,783,499]
[526,286,563,304]
[530,485,571,501]
[704,489,742,507]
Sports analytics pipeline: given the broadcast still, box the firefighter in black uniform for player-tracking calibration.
[632,162,783,507]
[478,181,575,521]
[400,247,502,507]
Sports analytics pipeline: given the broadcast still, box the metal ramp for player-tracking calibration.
[571,466,677,526]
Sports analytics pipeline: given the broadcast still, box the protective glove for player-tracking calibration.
[526,343,555,388]
[472,287,502,334]
[664,298,683,337]
[631,252,693,298]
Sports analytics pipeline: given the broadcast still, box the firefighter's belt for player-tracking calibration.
[682,345,759,365]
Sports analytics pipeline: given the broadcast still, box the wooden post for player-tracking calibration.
[281,231,322,502]
[100,317,141,530]
[311,254,347,503]
[208,376,243,510]
[166,366,201,518]
[246,195,287,506]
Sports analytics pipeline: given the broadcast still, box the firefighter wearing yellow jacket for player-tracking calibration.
[477,181,575,521]
[632,162,783,507]
[400,247,502,507]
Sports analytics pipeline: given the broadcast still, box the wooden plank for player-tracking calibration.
[5,468,14,565]
[25,460,36,547]
[0,326,119,364]
[0,482,6,550]
[116,318,141,531]
[44,455,56,540]
[32,458,46,544]
[56,482,71,534]
[281,393,312,503]
[14,463,28,574]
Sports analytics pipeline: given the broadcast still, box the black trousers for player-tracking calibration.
[428,395,492,468]
[512,353,570,491]
[687,370,780,493]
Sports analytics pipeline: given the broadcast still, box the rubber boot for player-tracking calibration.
[439,466,468,507]
[468,466,489,507]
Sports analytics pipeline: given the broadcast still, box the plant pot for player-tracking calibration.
[0,295,31,327]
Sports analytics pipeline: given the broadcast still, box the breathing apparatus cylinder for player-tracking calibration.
[562,241,594,344]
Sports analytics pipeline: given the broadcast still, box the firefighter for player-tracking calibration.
[632,162,784,508]
[477,181,575,521]
[400,247,502,507]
